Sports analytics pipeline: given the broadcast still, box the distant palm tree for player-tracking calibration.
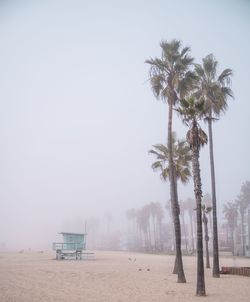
[179,200,188,252]
[201,204,212,268]
[236,195,248,256]
[126,209,137,250]
[177,96,208,296]
[155,202,164,251]
[203,193,213,236]
[240,181,250,250]
[195,54,233,277]
[186,198,196,252]
[146,39,195,283]
[136,206,151,251]
[149,202,164,251]
[149,202,158,250]
[223,202,238,255]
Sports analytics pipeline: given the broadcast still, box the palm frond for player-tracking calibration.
[218,68,233,85]
[203,54,218,79]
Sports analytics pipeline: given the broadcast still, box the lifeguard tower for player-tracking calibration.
[53,232,86,260]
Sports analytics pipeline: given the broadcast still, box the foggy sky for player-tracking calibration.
[0,0,250,249]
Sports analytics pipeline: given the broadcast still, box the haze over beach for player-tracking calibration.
[0,0,249,251]
[0,0,250,300]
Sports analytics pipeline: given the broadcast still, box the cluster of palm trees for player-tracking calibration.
[146,39,233,295]
[126,202,164,252]
[223,181,250,256]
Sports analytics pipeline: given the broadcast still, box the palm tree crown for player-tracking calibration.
[177,97,208,150]
[146,40,195,104]
[149,132,192,183]
[195,54,233,117]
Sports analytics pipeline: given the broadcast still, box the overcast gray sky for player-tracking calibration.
[0,0,249,249]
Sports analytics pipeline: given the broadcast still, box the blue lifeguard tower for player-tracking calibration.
[53,232,86,260]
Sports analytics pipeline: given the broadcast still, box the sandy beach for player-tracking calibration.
[0,251,249,302]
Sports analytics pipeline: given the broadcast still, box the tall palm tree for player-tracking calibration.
[146,40,195,283]
[149,133,192,273]
[177,97,207,296]
[195,54,233,277]
[223,202,238,256]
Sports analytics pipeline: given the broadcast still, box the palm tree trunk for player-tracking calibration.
[169,207,176,251]
[168,103,186,283]
[208,211,213,240]
[193,213,197,250]
[192,122,206,296]
[208,116,220,277]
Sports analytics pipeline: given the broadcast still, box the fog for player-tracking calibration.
[0,0,249,250]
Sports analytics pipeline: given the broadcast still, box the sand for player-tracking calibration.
[0,251,250,302]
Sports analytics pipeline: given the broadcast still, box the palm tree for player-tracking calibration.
[240,181,250,251]
[146,39,195,283]
[149,133,192,276]
[179,200,188,252]
[149,202,164,251]
[177,97,207,296]
[155,202,164,251]
[236,194,248,256]
[203,193,213,236]
[126,209,137,250]
[201,204,212,268]
[223,202,238,255]
[165,201,175,251]
[136,206,151,251]
[186,198,196,252]
[195,54,233,277]
[149,202,158,251]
